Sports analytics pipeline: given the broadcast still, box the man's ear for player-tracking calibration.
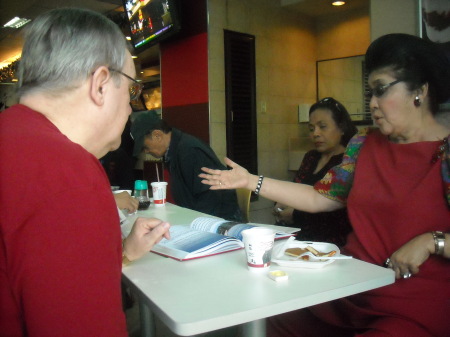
[90,66,111,106]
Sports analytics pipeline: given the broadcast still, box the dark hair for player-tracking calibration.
[309,97,358,146]
[146,119,172,135]
[365,33,450,114]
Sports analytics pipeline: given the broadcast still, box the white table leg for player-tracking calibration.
[240,318,266,337]
[139,299,155,337]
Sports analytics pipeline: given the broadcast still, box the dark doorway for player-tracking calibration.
[224,30,257,175]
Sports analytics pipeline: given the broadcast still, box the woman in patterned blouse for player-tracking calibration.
[274,97,357,246]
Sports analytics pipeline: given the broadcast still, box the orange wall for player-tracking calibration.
[316,6,370,60]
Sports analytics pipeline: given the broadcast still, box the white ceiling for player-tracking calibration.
[0,0,369,68]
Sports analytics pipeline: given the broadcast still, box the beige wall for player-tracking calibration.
[317,56,366,120]
[208,0,317,180]
[315,5,371,123]
[370,0,419,40]
[316,6,370,60]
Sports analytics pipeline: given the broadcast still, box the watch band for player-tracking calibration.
[254,175,264,195]
[431,231,445,256]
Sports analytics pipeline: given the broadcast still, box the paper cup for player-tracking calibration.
[241,228,275,272]
[151,182,168,206]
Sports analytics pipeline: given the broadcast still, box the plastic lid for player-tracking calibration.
[134,180,148,190]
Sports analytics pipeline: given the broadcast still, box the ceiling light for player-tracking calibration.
[3,16,31,29]
[332,1,346,6]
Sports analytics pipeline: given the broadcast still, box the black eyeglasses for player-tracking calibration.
[364,80,402,99]
[318,97,342,113]
[109,68,143,101]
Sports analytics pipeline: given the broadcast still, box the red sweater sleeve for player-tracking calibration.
[6,188,127,337]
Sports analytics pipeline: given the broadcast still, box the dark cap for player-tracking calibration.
[130,110,161,157]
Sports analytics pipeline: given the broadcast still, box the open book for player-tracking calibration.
[151,217,296,261]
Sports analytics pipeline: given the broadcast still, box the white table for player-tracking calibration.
[121,203,395,337]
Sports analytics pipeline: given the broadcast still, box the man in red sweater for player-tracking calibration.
[0,8,170,336]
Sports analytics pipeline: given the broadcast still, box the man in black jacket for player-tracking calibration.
[131,111,242,221]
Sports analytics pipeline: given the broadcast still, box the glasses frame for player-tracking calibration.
[364,79,402,99]
[109,68,143,101]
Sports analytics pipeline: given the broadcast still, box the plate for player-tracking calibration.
[271,241,340,269]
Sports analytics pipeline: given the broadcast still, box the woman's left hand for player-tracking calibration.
[385,233,434,279]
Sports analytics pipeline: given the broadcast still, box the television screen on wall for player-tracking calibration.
[122,0,181,53]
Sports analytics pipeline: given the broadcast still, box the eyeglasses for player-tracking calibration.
[318,97,342,113]
[364,80,402,99]
[109,68,143,101]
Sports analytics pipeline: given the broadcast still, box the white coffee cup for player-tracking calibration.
[241,228,275,272]
[151,182,168,207]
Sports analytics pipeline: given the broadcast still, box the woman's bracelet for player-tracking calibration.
[431,231,445,255]
[254,175,264,195]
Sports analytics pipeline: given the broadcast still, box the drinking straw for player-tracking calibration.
[155,162,160,182]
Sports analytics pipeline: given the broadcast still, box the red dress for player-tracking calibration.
[268,129,450,337]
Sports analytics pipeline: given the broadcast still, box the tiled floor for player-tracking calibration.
[124,200,275,337]
[248,196,277,225]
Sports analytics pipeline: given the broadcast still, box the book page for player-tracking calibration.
[160,226,225,253]
[216,223,255,241]
[191,217,295,241]
[151,225,244,260]
[190,217,231,233]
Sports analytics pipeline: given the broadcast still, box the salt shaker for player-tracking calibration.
[134,180,151,210]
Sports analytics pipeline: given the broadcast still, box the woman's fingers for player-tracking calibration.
[200,166,214,174]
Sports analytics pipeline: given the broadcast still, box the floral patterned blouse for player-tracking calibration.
[314,127,450,207]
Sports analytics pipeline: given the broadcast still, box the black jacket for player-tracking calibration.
[166,128,242,221]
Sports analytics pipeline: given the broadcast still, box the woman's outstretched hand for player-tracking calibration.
[200,157,252,190]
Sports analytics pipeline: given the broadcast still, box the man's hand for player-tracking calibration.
[123,218,171,262]
[114,192,138,213]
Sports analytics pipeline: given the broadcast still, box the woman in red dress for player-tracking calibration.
[200,33,450,336]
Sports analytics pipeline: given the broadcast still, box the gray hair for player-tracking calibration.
[18,7,128,97]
